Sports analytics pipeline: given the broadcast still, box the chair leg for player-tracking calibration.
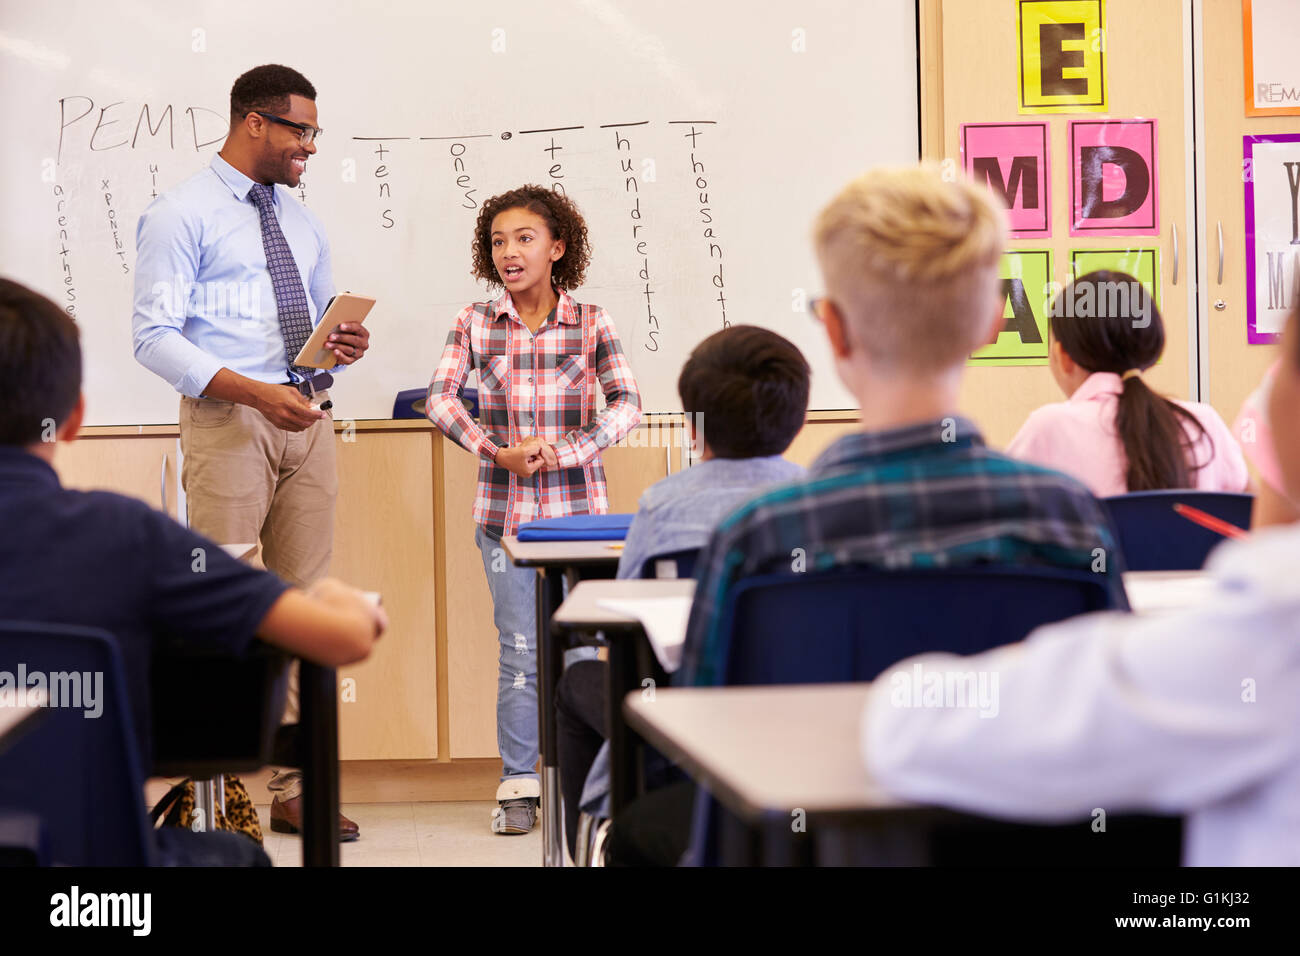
[589,818,611,867]
[193,777,218,832]
[574,812,593,867]
[574,812,611,867]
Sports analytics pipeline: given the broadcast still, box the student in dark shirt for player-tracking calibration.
[0,278,385,865]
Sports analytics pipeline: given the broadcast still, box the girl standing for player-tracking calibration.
[427,186,641,834]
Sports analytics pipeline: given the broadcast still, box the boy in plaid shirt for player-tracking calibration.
[427,186,641,834]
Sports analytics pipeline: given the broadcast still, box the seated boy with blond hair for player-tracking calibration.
[609,164,1126,866]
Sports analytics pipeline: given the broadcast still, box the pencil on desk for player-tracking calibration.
[1172,503,1248,539]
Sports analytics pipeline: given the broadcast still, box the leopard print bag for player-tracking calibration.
[150,774,265,845]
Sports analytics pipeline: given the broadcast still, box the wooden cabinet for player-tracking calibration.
[56,431,180,520]
[332,426,438,760]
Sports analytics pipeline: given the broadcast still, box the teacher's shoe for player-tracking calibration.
[270,794,360,842]
[492,778,540,835]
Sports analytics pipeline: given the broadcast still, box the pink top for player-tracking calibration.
[1231,361,1283,494]
[1007,372,1250,498]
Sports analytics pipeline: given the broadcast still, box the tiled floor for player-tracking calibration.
[260,801,541,867]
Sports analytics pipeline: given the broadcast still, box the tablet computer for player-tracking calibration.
[293,293,377,369]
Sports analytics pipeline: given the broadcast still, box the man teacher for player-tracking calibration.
[133,64,369,841]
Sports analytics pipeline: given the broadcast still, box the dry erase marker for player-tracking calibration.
[305,374,333,413]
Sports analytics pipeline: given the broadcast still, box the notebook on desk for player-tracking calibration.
[516,514,635,541]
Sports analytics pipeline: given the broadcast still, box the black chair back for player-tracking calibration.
[1101,490,1253,570]
[0,622,153,865]
[639,547,701,580]
[721,565,1116,686]
[688,563,1122,866]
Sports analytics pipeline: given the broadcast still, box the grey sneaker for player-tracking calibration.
[492,797,538,835]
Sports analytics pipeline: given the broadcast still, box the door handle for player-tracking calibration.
[1171,222,1179,286]
[1217,221,1225,285]
[160,452,168,513]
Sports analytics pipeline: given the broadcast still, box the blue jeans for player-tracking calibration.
[476,526,542,782]
[474,526,597,784]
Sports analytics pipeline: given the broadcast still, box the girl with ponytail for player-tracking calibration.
[1008,270,1248,496]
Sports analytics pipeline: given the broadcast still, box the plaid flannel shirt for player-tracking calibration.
[679,417,1130,686]
[426,290,641,538]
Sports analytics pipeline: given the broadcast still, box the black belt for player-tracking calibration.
[289,371,334,397]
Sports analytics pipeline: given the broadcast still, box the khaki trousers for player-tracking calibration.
[179,393,337,800]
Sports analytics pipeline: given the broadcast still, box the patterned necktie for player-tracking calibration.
[249,183,314,379]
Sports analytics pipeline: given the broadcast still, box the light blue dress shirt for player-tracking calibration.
[132,154,335,398]
[615,455,808,580]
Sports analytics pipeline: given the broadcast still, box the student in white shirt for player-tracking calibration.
[1007,271,1247,497]
[861,304,1300,867]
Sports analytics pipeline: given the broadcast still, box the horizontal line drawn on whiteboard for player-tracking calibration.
[351,136,411,141]
[420,134,493,140]
[517,125,585,134]
[668,120,717,124]
[599,121,650,128]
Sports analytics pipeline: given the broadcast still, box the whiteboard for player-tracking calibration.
[0,0,918,424]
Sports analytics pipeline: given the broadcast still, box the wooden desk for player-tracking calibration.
[501,535,622,867]
[625,684,1181,866]
[501,537,628,570]
[1122,570,1215,616]
[552,579,695,632]
[627,684,900,818]
[554,580,694,817]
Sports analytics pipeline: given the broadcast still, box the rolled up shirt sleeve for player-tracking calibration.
[427,306,500,461]
[131,198,227,398]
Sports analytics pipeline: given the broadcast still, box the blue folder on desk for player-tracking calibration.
[516,514,635,541]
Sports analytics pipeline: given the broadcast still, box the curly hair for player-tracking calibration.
[230,64,316,122]
[471,185,591,292]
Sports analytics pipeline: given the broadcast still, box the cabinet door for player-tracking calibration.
[941,0,1192,447]
[440,439,499,759]
[1200,0,1286,422]
[54,434,180,520]
[332,429,439,760]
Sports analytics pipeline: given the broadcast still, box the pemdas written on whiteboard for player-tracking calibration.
[48,99,737,377]
[348,119,726,355]
[50,97,733,358]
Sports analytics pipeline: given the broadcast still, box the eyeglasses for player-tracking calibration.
[249,110,324,146]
